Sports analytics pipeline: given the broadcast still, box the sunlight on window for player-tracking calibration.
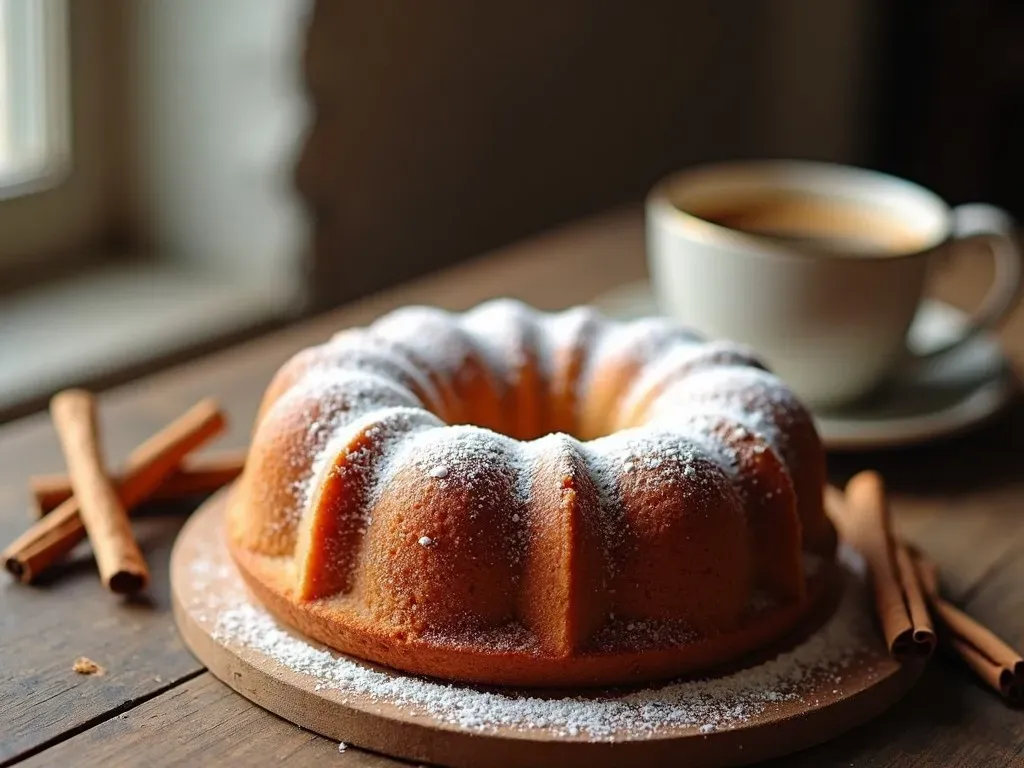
[0,0,68,193]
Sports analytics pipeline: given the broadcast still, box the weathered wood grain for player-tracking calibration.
[0,513,203,765]
[769,658,1024,766]
[16,674,408,768]
[0,401,252,765]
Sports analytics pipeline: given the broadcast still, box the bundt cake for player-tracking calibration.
[227,299,838,687]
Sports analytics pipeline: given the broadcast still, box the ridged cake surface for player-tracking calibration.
[228,299,837,687]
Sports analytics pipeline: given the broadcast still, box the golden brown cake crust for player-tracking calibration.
[228,515,839,687]
[227,299,838,688]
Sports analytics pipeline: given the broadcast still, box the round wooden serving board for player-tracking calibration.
[172,492,925,768]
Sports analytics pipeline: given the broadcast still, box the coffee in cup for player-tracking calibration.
[692,191,924,253]
[646,160,1022,408]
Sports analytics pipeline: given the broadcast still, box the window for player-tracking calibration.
[0,1,305,421]
[0,0,69,198]
[0,0,106,272]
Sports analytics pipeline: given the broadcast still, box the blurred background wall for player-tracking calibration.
[126,0,308,284]
[295,0,1024,308]
[871,0,1024,217]
[5,0,1022,305]
[297,0,876,308]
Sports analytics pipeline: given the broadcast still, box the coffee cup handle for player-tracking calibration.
[909,203,1023,364]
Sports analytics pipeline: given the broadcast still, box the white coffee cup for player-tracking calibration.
[646,160,1023,409]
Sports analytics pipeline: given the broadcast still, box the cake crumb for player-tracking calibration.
[429,465,449,479]
[73,657,104,676]
[418,536,433,547]
[338,741,347,752]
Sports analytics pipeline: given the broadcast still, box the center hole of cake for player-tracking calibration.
[449,412,602,443]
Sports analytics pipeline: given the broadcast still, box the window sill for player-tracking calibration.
[0,261,299,421]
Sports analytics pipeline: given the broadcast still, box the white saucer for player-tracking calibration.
[591,281,1020,452]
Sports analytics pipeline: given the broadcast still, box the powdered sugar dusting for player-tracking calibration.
[577,428,742,576]
[458,299,536,387]
[306,407,445,530]
[583,428,724,508]
[617,340,760,425]
[204,558,872,740]
[320,330,444,413]
[533,306,603,384]
[370,306,476,383]
[578,317,700,402]
[642,412,744,477]
[393,424,533,508]
[377,424,535,566]
[253,368,424,539]
[662,366,808,459]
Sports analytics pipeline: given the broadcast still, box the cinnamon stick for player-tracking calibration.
[2,399,226,583]
[50,390,150,594]
[893,541,937,655]
[30,450,245,517]
[912,551,1023,703]
[835,472,935,660]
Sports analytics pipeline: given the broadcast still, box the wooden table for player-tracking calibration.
[2,207,1022,767]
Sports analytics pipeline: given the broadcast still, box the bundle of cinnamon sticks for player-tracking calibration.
[827,471,1023,704]
[1,390,245,593]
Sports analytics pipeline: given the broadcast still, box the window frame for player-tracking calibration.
[0,0,71,200]
[0,0,115,277]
